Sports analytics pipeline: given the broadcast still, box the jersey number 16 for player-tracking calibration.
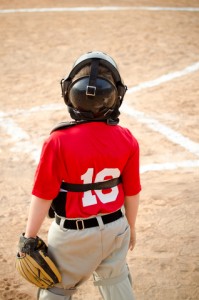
[81,168,120,207]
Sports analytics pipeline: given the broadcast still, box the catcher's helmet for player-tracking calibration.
[60,51,127,122]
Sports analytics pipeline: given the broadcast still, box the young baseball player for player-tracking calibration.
[23,51,141,300]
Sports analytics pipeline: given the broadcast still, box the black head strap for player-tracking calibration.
[86,59,100,96]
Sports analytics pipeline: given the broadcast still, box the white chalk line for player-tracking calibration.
[1,116,199,172]
[127,62,199,94]
[1,61,199,118]
[0,103,62,118]
[1,62,199,170]
[0,117,29,141]
[0,7,199,14]
[140,160,199,174]
[121,104,199,157]
[0,117,41,162]
[124,61,199,157]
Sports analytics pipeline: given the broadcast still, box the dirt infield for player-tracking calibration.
[0,1,199,299]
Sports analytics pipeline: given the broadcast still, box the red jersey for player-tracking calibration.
[32,122,141,218]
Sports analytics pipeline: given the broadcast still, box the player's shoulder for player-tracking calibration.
[116,123,134,136]
[50,121,81,133]
[116,124,139,144]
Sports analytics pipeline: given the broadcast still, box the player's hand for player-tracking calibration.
[129,228,136,251]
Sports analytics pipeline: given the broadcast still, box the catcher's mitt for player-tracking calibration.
[16,233,61,289]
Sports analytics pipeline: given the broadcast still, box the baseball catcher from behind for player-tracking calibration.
[16,51,141,300]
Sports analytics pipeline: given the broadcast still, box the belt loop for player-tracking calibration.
[59,218,68,232]
[96,216,105,231]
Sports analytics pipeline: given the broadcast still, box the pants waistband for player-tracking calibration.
[55,210,123,230]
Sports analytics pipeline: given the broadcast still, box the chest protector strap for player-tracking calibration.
[51,120,86,133]
[51,118,118,134]
[61,177,122,192]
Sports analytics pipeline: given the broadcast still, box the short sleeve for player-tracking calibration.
[121,136,141,196]
[32,136,63,200]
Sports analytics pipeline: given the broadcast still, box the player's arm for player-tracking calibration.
[124,193,140,251]
[25,195,52,238]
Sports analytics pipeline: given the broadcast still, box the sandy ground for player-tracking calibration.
[0,1,199,299]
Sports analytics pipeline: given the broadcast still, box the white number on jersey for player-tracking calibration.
[81,168,120,207]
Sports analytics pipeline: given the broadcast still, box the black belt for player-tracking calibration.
[55,209,123,230]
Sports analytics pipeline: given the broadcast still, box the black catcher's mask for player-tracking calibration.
[60,51,127,123]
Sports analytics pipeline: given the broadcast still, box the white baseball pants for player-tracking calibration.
[38,214,135,300]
